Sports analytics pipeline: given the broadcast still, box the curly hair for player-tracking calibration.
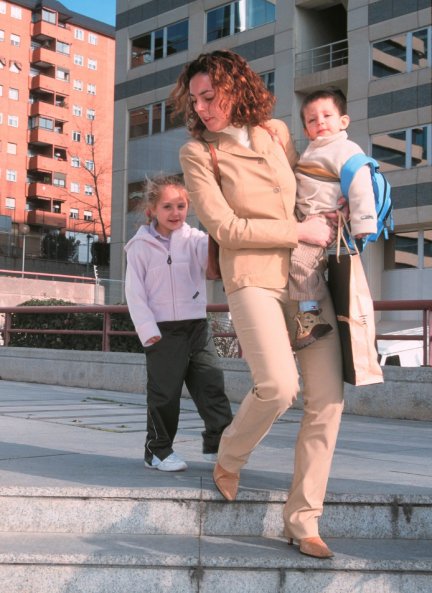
[169,50,276,137]
[143,174,188,223]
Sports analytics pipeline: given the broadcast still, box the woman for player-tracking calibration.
[170,50,344,559]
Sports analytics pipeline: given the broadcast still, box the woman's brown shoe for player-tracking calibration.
[213,462,240,501]
[288,536,334,559]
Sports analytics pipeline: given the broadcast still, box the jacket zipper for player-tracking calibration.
[167,253,177,318]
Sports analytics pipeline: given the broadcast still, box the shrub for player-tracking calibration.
[8,298,143,353]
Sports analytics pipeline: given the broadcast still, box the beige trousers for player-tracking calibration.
[220,285,344,540]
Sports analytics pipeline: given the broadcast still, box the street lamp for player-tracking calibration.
[19,223,30,278]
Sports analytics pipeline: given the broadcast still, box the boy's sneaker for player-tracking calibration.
[293,309,332,351]
[145,452,187,472]
[203,453,218,462]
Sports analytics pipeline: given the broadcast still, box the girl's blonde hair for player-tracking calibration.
[144,174,188,223]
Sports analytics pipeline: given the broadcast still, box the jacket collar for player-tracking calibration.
[202,124,276,158]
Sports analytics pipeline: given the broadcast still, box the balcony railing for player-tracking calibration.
[295,39,348,76]
[26,209,67,228]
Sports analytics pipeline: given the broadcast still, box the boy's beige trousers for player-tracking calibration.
[220,285,344,540]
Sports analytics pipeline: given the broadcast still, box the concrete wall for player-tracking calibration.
[0,277,102,307]
[0,347,430,422]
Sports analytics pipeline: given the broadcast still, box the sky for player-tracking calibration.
[61,0,116,26]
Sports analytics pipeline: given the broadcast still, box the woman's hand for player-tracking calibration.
[297,216,336,248]
[146,336,161,345]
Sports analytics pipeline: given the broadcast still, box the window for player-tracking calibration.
[0,57,5,68]
[0,2,5,15]
[42,9,56,24]
[53,175,66,187]
[9,87,18,100]
[39,116,54,130]
[74,29,84,41]
[85,185,93,195]
[56,68,69,81]
[71,156,80,167]
[10,34,20,47]
[385,230,432,270]
[88,33,98,45]
[85,160,94,171]
[372,27,431,78]
[0,84,2,96]
[7,142,17,155]
[0,112,3,124]
[129,101,183,138]
[70,207,79,218]
[83,210,92,221]
[56,41,70,55]
[6,169,17,182]
[5,197,15,209]
[86,108,95,120]
[87,83,96,95]
[8,115,18,127]
[73,79,83,91]
[85,134,94,145]
[72,131,81,142]
[70,183,80,193]
[260,70,275,94]
[74,54,84,66]
[9,60,22,73]
[88,59,97,70]
[72,105,82,116]
[0,30,4,42]
[372,124,431,171]
[206,0,275,42]
[11,6,22,19]
[131,19,188,67]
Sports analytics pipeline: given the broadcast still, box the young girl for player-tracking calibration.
[124,175,232,472]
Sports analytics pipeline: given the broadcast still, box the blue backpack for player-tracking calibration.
[340,154,394,252]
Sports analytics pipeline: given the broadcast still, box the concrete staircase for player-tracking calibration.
[1,485,431,593]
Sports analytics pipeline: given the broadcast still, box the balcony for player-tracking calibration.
[31,46,70,70]
[27,182,66,202]
[27,209,67,229]
[28,127,68,148]
[30,73,69,94]
[28,154,68,175]
[29,101,68,122]
[31,19,72,43]
[295,39,348,92]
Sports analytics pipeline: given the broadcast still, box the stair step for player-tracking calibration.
[0,534,430,593]
[1,487,431,539]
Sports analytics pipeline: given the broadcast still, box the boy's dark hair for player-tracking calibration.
[300,88,347,127]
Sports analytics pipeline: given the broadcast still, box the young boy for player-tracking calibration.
[125,175,232,471]
[290,88,377,350]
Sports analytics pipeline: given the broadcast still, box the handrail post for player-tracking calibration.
[102,311,110,352]
[3,313,11,347]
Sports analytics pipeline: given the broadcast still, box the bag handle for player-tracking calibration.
[336,210,360,261]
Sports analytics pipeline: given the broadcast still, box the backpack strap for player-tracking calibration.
[340,154,379,197]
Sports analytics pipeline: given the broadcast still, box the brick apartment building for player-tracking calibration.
[0,0,115,266]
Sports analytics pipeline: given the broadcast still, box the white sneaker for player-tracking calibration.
[145,452,187,472]
[203,453,218,462]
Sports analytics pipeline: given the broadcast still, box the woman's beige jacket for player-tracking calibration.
[179,119,299,295]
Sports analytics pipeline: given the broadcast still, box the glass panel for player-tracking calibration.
[154,29,164,60]
[166,20,188,56]
[372,131,406,171]
[247,0,276,29]
[260,71,274,94]
[395,232,418,269]
[424,230,432,268]
[411,29,428,70]
[207,5,231,42]
[372,35,406,78]
[165,102,184,131]
[129,107,149,138]
[131,34,151,67]
[152,103,162,135]
[411,126,428,167]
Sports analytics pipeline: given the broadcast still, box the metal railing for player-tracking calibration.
[295,39,348,76]
[0,301,431,365]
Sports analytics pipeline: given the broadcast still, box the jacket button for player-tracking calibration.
[273,187,281,193]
